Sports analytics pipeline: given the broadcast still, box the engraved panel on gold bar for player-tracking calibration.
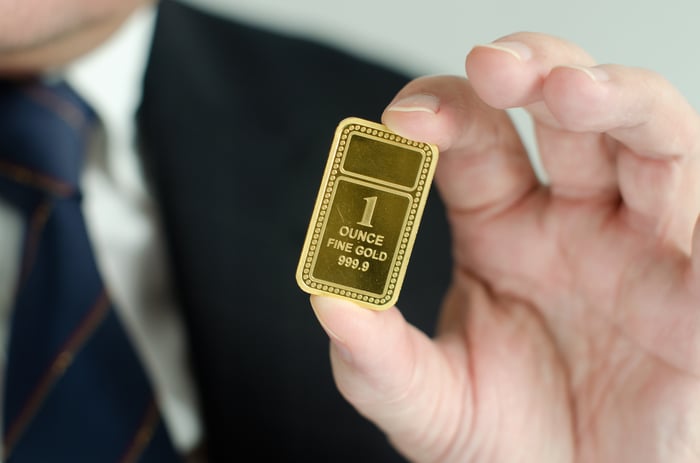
[296,117,439,310]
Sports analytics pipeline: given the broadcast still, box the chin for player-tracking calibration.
[0,0,144,75]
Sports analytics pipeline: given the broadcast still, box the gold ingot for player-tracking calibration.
[296,117,439,310]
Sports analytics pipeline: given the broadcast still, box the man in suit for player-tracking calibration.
[3,1,700,463]
[0,0,451,461]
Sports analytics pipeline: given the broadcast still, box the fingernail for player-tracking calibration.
[386,93,439,114]
[562,65,610,82]
[476,41,533,61]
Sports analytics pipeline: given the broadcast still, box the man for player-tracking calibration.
[2,2,698,463]
[0,0,451,461]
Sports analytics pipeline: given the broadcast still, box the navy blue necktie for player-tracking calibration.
[0,80,181,462]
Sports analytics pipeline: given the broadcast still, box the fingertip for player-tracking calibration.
[310,294,373,336]
[466,40,539,109]
[310,295,404,351]
[310,294,371,320]
[467,33,599,114]
[310,294,416,398]
[382,77,468,151]
[310,295,350,343]
[383,74,536,214]
[310,295,375,365]
[382,107,449,152]
[383,91,441,144]
[542,65,612,132]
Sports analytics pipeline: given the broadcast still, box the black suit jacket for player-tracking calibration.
[137,2,452,461]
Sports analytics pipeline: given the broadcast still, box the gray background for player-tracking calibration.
[185,0,700,164]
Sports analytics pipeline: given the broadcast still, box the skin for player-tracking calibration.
[0,0,147,75]
[311,32,700,462]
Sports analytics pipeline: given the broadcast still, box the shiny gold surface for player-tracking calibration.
[296,117,439,310]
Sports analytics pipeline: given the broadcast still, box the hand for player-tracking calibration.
[309,32,700,462]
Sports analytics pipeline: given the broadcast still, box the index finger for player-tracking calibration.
[382,75,536,216]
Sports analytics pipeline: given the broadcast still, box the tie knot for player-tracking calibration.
[0,78,96,193]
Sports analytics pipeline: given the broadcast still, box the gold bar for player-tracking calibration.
[296,117,439,310]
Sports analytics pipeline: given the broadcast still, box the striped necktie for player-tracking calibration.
[0,79,180,462]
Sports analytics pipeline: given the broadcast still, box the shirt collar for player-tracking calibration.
[65,5,156,143]
[62,4,157,194]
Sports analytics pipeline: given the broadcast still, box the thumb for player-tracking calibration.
[309,295,469,462]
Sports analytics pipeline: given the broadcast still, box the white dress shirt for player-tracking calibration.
[0,4,203,456]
